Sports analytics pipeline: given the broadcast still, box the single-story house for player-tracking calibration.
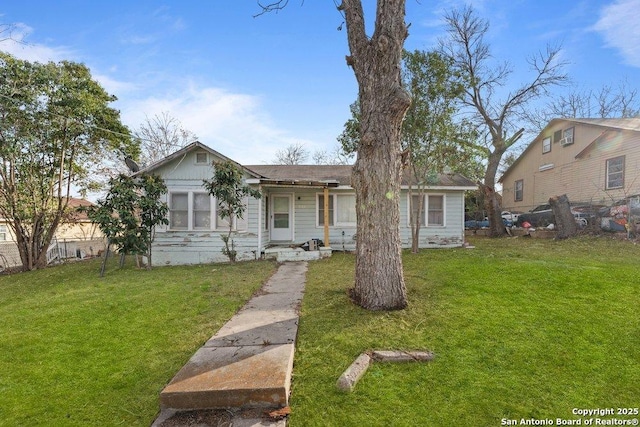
[138,142,477,265]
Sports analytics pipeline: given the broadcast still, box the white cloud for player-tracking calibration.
[0,23,72,62]
[93,73,139,97]
[121,84,310,164]
[593,0,640,67]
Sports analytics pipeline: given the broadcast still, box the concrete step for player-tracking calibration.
[159,262,307,412]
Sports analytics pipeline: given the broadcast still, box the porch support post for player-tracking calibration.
[257,186,262,259]
[323,187,330,247]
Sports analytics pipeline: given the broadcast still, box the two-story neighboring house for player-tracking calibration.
[500,118,640,212]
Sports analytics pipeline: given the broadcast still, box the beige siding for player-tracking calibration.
[502,121,640,211]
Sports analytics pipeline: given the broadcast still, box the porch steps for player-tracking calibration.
[263,246,332,262]
[157,262,307,414]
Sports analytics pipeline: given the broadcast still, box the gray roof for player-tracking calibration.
[247,164,477,188]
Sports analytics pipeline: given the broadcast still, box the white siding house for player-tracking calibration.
[138,142,476,265]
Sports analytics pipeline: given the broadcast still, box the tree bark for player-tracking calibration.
[482,150,507,237]
[343,0,410,310]
[549,194,577,239]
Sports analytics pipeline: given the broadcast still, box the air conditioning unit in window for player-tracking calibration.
[560,136,573,146]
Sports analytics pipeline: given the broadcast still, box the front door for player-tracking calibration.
[270,194,292,241]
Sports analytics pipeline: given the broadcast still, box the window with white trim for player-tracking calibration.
[542,136,551,154]
[0,225,6,241]
[169,191,248,231]
[606,156,625,190]
[409,194,445,227]
[317,193,356,227]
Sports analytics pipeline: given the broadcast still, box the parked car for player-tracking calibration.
[516,204,554,227]
[501,211,521,222]
[517,204,600,228]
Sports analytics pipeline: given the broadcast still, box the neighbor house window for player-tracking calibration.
[0,225,6,241]
[317,193,356,227]
[542,136,551,153]
[561,127,575,146]
[408,194,445,227]
[169,191,247,231]
[606,156,625,189]
[514,180,523,202]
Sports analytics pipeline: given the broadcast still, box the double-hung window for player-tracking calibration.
[514,180,524,202]
[409,194,445,227]
[606,156,625,190]
[169,191,248,231]
[317,193,356,227]
[0,225,6,241]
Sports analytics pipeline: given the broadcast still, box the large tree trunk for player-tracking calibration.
[483,150,506,237]
[549,194,577,239]
[343,0,410,310]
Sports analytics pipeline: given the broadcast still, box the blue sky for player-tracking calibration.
[1,0,639,165]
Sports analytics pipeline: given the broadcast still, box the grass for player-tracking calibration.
[0,257,276,426]
[290,236,640,426]
[2,238,638,426]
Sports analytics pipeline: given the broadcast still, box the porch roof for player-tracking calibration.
[246,165,352,186]
[246,164,476,189]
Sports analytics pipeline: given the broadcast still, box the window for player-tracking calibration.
[336,194,356,226]
[169,191,248,231]
[542,136,551,154]
[318,194,334,226]
[408,194,445,227]
[170,193,189,229]
[195,152,208,164]
[427,195,444,226]
[563,127,574,139]
[514,180,524,202]
[193,193,211,229]
[317,193,356,227]
[606,156,625,189]
[0,225,6,241]
[561,127,574,146]
[553,129,563,143]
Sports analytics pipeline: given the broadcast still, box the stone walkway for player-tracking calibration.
[152,262,308,427]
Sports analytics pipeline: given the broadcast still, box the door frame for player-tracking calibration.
[270,193,294,241]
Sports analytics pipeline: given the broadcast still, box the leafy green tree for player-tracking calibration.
[203,160,261,262]
[339,49,484,252]
[0,53,136,271]
[88,173,168,275]
[401,49,482,252]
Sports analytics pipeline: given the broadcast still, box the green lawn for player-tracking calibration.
[290,237,640,426]
[0,257,276,426]
[2,238,638,427]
